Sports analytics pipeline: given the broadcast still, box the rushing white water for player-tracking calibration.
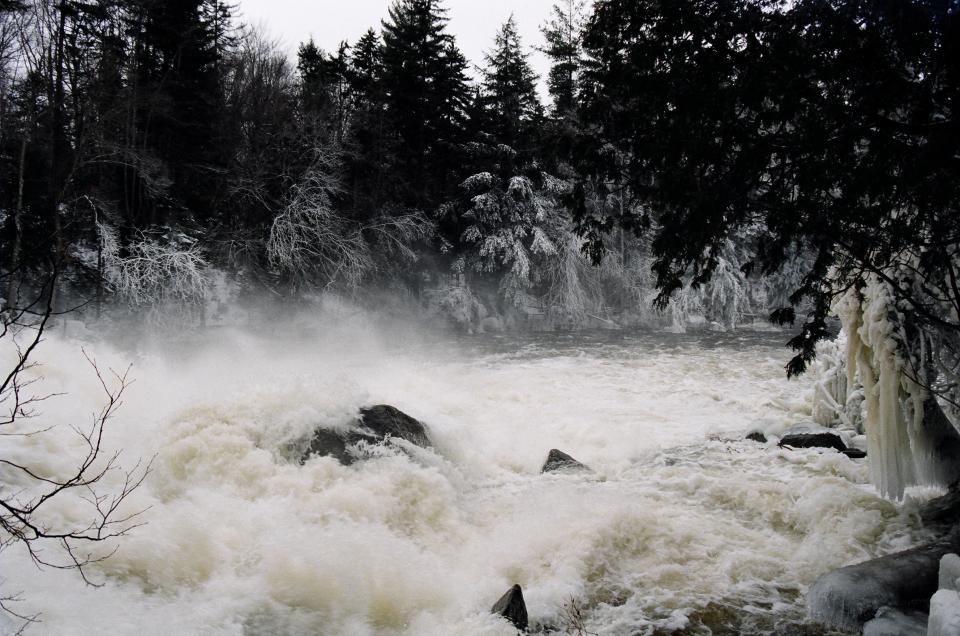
[0,314,933,635]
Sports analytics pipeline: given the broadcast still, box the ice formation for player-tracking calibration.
[833,276,960,500]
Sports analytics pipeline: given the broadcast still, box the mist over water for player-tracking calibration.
[0,313,933,635]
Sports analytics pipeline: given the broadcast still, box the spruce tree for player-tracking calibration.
[344,28,393,216]
[127,0,234,225]
[479,16,542,153]
[540,0,586,118]
[380,0,470,208]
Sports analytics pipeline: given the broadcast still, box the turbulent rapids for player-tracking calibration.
[0,318,936,635]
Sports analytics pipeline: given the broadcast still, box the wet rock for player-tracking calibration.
[779,425,848,452]
[357,405,431,448]
[541,449,591,474]
[300,405,431,465]
[807,540,960,631]
[746,431,767,444]
[921,489,960,528]
[491,584,528,631]
[301,428,353,465]
[841,448,867,459]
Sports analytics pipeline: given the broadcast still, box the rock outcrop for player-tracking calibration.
[779,430,847,453]
[491,584,528,631]
[541,449,591,474]
[300,405,431,465]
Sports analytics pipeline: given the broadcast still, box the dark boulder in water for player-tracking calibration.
[746,431,767,444]
[779,429,847,453]
[357,404,431,448]
[541,449,591,474]
[300,405,431,465]
[491,584,528,631]
[302,428,353,465]
[841,448,867,459]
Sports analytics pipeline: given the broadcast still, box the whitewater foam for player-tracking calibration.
[0,322,930,635]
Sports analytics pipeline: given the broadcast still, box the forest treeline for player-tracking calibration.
[0,0,957,366]
[0,0,781,332]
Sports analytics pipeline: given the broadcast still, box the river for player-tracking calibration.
[0,318,932,635]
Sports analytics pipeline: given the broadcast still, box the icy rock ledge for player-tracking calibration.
[807,539,960,632]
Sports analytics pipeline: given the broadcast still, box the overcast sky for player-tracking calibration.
[236,0,557,99]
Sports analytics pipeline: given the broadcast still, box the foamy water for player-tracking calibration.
[0,317,931,635]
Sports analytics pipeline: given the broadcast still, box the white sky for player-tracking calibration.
[235,0,556,100]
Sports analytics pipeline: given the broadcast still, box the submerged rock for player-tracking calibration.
[491,584,528,631]
[745,431,767,444]
[807,540,960,631]
[300,405,431,465]
[841,448,867,459]
[541,449,591,474]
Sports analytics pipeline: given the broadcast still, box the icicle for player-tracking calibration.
[858,278,915,500]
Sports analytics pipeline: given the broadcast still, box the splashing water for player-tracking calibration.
[0,319,930,635]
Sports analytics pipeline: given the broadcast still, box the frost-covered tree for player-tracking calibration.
[266,149,369,289]
[453,166,573,309]
[98,224,211,325]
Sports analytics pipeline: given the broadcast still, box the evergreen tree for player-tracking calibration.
[479,16,542,153]
[380,0,470,208]
[540,0,586,118]
[125,0,236,226]
[297,37,350,144]
[343,27,393,217]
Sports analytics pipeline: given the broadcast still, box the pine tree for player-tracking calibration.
[540,0,586,118]
[380,0,470,208]
[479,16,542,152]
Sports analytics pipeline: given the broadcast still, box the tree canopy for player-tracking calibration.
[575,0,960,374]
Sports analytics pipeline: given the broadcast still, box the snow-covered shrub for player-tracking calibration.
[99,224,210,324]
[267,150,371,289]
[458,170,567,307]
